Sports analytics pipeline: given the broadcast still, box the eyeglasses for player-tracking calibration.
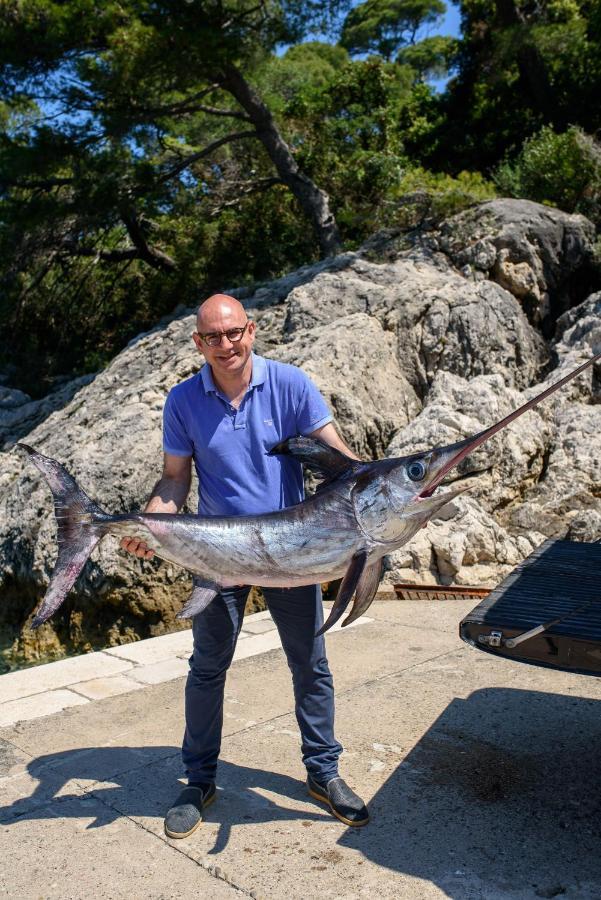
[197,322,250,347]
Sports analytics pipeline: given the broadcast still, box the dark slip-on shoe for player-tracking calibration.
[307,774,369,827]
[164,782,216,839]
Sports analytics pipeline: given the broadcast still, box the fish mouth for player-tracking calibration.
[415,465,483,500]
[417,435,484,499]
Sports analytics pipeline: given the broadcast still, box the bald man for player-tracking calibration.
[121,294,369,838]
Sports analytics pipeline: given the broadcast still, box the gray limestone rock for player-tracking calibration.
[269,312,421,458]
[436,199,597,329]
[0,375,95,451]
[283,254,549,397]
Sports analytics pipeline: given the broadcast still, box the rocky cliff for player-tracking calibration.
[1,199,599,668]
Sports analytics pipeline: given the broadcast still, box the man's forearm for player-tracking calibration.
[144,475,191,514]
[309,422,361,461]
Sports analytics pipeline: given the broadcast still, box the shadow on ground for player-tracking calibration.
[338,686,601,897]
[2,686,601,897]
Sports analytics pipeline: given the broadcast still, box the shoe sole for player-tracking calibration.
[307,786,369,827]
[164,792,215,839]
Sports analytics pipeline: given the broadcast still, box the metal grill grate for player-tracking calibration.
[469,540,601,638]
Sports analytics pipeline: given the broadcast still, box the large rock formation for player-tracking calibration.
[1,199,599,668]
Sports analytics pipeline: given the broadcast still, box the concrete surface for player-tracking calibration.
[2,599,601,899]
[0,609,370,728]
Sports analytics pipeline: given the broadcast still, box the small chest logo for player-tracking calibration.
[264,418,273,426]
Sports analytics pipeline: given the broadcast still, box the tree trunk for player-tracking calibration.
[220,64,342,257]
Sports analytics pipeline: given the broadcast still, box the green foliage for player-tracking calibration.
[494,125,601,224]
[0,0,354,393]
[389,167,497,228]
[427,0,601,171]
[340,0,446,59]
[282,57,415,242]
[396,35,459,79]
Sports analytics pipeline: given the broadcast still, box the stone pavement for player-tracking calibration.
[2,599,601,900]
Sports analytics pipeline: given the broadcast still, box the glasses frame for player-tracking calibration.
[196,321,250,348]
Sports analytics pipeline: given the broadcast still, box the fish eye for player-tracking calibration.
[407,460,427,482]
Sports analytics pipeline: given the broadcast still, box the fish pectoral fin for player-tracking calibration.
[316,550,368,637]
[176,577,220,619]
[268,436,361,481]
[341,558,383,628]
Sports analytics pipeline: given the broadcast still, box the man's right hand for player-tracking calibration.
[119,453,192,562]
[120,537,155,560]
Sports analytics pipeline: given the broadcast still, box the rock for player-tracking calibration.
[0,388,31,410]
[383,495,545,587]
[283,253,549,397]
[0,314,202,662]
[436,199,597,330]
[269,313,421,457]
[387,368,559,515]
[0,375,96,450]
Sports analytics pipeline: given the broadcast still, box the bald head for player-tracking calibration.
[197,294,246,331]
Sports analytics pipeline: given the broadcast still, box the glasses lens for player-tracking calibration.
[205,334,221,347]
[226,327,245,342]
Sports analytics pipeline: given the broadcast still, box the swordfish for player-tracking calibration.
[19,352,600,633]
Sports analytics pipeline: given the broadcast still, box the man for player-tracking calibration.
[121,293,369,838]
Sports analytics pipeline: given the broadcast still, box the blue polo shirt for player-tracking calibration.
[162,353,332,516]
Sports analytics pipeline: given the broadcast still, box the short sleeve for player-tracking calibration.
[295,371,333,435]
[163,389,193,456]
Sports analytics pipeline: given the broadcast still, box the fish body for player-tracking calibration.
[19,351,600,633]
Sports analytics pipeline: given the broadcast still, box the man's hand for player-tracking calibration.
[120,537,155,560]
[120,452,192,562]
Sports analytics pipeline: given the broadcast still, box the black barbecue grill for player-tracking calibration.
[460,539,601,676]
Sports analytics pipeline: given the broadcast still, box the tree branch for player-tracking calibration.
[194,105,251,120]
[220,64,341,256]
[119,206,177,271]
[2,176,73,191]
[157,129,257,184]
[63,245,142,263]
[210,176,282,215]
[61,208,177,272]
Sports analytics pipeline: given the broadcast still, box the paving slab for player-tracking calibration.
[129,657,191,686]
[0,689,89,728]
[0,651,133,704]
[72,674,146,701]
[365,596,476,632]
[240,618,280,635]
[0,614,456,775]
[104,628,193,665]
[1,795,240,899]
[107,647,601,899]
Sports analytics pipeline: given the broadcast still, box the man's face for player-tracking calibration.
[193,303,256,378]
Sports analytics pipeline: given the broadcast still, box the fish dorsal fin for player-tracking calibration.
[268,436,360,481]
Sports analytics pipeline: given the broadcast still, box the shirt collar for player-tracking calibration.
[200,352,266,394]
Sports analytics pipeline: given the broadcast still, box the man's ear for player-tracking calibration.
[192,332,204,352]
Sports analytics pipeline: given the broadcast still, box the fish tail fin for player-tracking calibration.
[19,444,111,629]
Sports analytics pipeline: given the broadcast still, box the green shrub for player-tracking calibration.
[388,167,497,229]
[494,126,601,224]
